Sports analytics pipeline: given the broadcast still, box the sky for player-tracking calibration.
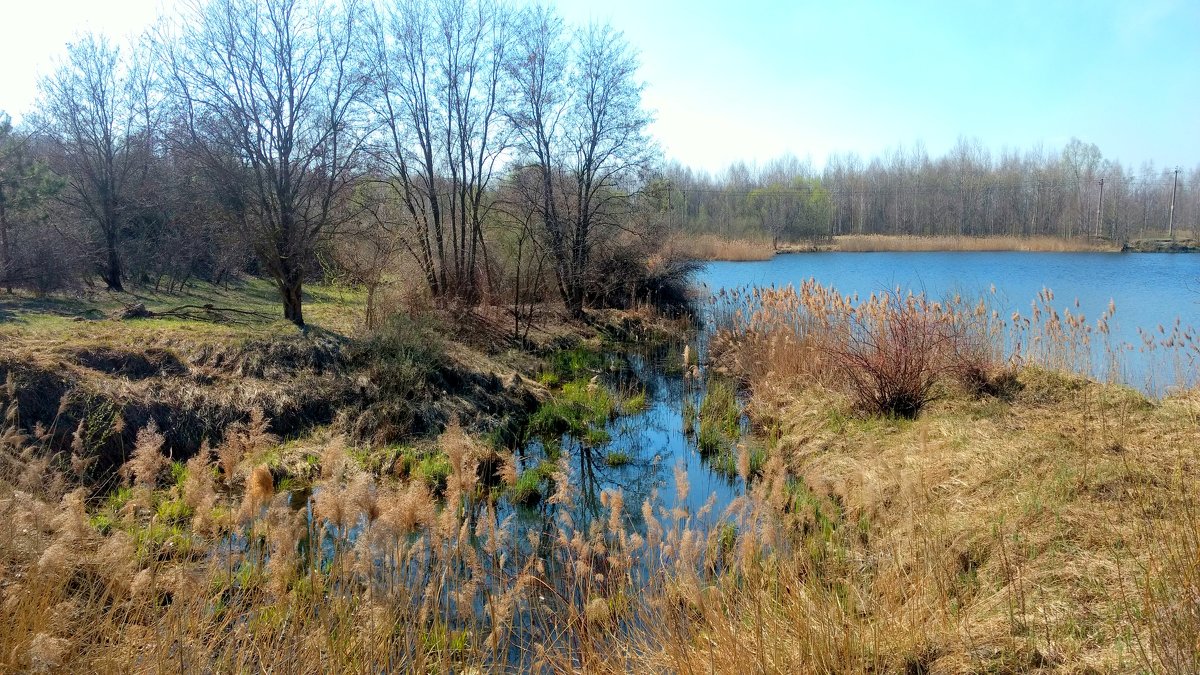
[2,0,1197,174]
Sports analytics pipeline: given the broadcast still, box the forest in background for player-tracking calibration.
[659,140,1198,245]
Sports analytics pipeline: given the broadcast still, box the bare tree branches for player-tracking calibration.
[368,0,512,303]
[163,0,369,326]
[506,9,654,317]
[38,34,158,291]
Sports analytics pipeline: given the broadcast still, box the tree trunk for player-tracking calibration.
[563,281,584,320]
[280,274,305,327]
[103,238,124,292]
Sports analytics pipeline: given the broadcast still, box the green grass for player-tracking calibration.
[621,388,648,413]
[699,378,740,438]
[0,278,367,348]
[509,459,558,505]
[604,450,633,467]
[547,347,605,381]
[393,445,453,492]
[155,496,194,526]
[526,379,618,442]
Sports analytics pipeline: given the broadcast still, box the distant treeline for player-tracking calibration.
[661,139,1198,244]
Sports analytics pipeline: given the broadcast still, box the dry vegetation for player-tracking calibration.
[670,233,1125,260]
[666,234,778,261]
[704,281,1200,671]
[1,278,1198,672]
[831,234,1121,253]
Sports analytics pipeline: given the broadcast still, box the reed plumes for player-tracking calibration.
[711,282,999,417]
[121,420,170,486]
[0,291,1196,672]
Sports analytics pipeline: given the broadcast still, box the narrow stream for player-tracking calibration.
[269,334,753,576]
[504,340,746,542]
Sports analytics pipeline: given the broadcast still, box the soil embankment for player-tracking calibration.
[0,298,675,479]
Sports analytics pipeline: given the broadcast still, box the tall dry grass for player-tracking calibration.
[709,280,1197,397]
[1,281,1199,672]
[3,383,886,672]
[666,234,776,261]
[705,280,1200,671]
[834,234,1119,252]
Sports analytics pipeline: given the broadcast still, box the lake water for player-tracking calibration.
[700,252,1200,392]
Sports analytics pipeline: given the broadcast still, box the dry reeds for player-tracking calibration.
[833,233,1119,252]
[667,234,776,261]
[0,294,1198,672]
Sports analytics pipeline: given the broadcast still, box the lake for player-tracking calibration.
[700,251,1200,392]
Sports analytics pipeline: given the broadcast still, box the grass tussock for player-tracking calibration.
[833,233,1120,252]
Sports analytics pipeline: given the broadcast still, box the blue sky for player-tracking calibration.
[2,0,1196,173]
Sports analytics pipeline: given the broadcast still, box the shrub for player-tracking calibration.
[831,292,965,418]
[712,282,994,419]
[347,313,445,399]
[585,245,702,316]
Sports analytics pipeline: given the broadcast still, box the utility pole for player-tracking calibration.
[1168,168,1179,241]
[1095,178,1105,238]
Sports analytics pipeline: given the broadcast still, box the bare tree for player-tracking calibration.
[369,0,511,303]
[507,10,654,318]
[163,0,368,327]
[494,166,550,341]
[38,34,157,292]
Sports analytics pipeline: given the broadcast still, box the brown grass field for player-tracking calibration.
[666,233,777,261]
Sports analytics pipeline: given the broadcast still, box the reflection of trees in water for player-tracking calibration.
[507,336,745,571]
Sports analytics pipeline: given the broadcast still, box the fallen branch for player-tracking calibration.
[114,303,273,325]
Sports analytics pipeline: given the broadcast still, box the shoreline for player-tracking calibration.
[677,233,1198,260]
